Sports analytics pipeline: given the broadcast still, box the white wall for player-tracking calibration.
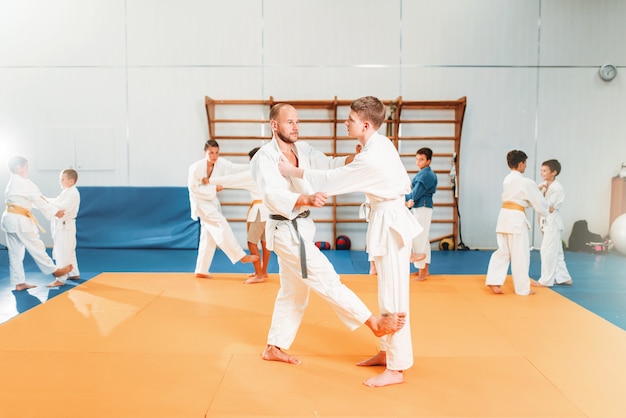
[0,0,624,249]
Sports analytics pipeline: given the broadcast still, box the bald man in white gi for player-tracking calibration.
[188,140,258,278]
[250,103,407,374]
[278,96,422,387]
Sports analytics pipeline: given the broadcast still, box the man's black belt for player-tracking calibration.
[269,210,310,278]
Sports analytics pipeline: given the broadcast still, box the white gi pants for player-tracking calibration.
[195,208,245,274]
[538,228,572,286]
[485,230,532,295]
[267,217,372,350]
[52,219,80,282]
[372,236,413,371]
[3,224,57,286]
[411,206,432,269]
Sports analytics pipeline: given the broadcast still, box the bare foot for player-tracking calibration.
[243,275,266,284]
[241,255,259,264]
[262,345,301,365]
[488,285,504,294]
[531,280,547,287]
[68,276,81,281]
[410,253,426,263]
[52,264,73,277]
[46,280,66,288]
[412,271,428,282]
[15,283,37,291]
[367,313,406,337]
[194,273,213,279]
[363,369,404,387]
[559,280,573,286]
[356,351,386,367]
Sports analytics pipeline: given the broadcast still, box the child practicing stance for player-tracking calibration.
[485,150,549,295]
[47,168,81,287]
[533,159,572,287]
[405,147,437,281]
[1,156,72,291]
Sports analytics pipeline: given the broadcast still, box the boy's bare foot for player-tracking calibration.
[241,255,260,263]
[488,285,504,294]
[262,345,301,365]
[367,313,406,337]
[46,280,66,288]
[52,264,73,277]
[15,283,37,291]
[243,275,266,284]
[68,276,81,281]
[559,280,573,285]
[356,350,386,367]
[410,253,426,263]
[363,369,404,387]
[412,270,429,282]
[531,280,547,287]
[194,273,212,279]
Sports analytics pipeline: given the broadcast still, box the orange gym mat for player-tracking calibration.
[1,272,625,417]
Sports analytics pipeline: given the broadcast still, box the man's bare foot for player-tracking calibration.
[262,345,301,365]
[559,280,573,285]
[363,369,404,387]
[356,351,386,367]
[367,313,406,337]
[46,280,66,288]
[194,273,212,279]
[52,264,73,277]
[488,285,504,294]
[410,253,426,263]
[15,283,37,291]
[241,255,259,264]
[243,275,266,284]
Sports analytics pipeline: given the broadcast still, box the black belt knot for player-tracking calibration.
[269,210,310,278]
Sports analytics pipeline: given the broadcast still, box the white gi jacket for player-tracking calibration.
[496,170,549,233]
[2,174,58,233]
[48,185,80,234]
[209,169,269,223]
[538,179,565,232]
[302,132,422,256]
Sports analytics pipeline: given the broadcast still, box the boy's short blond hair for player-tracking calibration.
[62,168,78,183]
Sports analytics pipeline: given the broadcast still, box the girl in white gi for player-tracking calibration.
[46,168,81,287]
[485,150,550,295]
[1,156,72,291]
[534,159,572,287]
[187,140,258,278]
[251,103,407,374]
[279,96,422,387]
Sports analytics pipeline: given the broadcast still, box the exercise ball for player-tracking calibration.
[315,241,331,250]
[336,235,351,250]
[610,214,626,255]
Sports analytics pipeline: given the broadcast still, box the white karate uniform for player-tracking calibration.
[303,132,422,371]
[485,170,549,295]
[1,174,59,286]
[48,185,81,282]
[187,157,249,274]
[250,139,373,350]
[538,179,572,286]
[411,207,432,268]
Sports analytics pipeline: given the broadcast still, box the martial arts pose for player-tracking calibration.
[485,150,549,295]
[279,96,422,387]
[534,159,572,287]
[1,156,72,291]
[251,103,407,372]
[47,168,81,287]
[405,147,437,281]
[187,140,258,278]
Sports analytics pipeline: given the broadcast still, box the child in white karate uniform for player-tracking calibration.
[534,159,572,287]
[47,168,81,287]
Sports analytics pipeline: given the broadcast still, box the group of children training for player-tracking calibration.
[1,156,80,291]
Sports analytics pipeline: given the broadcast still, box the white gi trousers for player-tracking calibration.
[538,228,572,286]
[411,206,432,269]
[485,229,532,295]
[52,219,80,281]
[267,216,372,350]
[2,214,57,286]
[195,208,246,274]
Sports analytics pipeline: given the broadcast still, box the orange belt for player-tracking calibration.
[6,203,46,233]
[247,199,263,219]
[502,201,525,212]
